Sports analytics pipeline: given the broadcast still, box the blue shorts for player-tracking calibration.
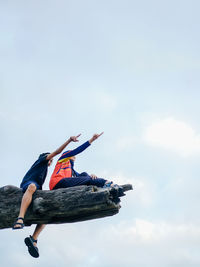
[20,181,41,193]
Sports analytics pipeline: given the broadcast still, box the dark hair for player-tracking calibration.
[38,153,50,159]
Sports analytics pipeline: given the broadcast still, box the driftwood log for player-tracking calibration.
[0,184,132,230]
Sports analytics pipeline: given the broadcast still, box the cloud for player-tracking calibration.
[2,218,200,267]
[143,117,200,157]
[97,219,200,266]
[104,218,200,244]
[39,219,200,267]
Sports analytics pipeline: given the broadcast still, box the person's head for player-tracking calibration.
[39,153,53,166]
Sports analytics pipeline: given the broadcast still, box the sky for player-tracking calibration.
[1,0,200,266]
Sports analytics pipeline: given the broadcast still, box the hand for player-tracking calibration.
[70,134,81,142]
[89,132,104,144]
[90,174,97,179]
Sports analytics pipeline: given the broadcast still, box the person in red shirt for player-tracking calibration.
[49,132,115,190]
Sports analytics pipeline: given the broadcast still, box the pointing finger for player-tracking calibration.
[98,132,104,137]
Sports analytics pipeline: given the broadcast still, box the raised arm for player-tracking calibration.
[89,132,104,144]
[46,134,81,161]
[58,132,104,160]
[58,141,91,160]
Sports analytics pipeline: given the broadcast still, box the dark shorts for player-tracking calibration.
[53,176,107,190]
[20,181,41,193]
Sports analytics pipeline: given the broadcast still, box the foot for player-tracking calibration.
[24,236,39,258]
[12,217,24,230]
[103,181,113,188]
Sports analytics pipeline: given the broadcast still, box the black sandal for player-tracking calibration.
[24,235,39,258]
[12,217,24,230]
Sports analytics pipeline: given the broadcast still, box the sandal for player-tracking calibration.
[24,235,39,258]
[103,181,113,188]
[12,217,24,230]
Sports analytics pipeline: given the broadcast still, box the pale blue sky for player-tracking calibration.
[1,1,200,266]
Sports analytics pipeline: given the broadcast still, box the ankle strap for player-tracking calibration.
[30,235,37,243]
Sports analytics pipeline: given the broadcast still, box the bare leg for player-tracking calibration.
[24,224,45,258]
[32,224,46,247]
[13,183,37,228]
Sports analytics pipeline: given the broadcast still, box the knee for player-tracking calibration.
[80,172,88,176]
[27,183,37,193]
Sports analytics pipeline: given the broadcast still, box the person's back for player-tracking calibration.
[20,153,50,192]
[49,155,72,190]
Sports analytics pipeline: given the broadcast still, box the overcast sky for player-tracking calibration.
[1,0,200,266]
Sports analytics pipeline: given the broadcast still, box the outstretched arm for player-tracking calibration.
[89,132,104,144]
[46,134,81,161]
[58,132,104,160]
[89,132,104,179]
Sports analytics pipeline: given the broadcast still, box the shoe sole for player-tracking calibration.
[24,237,39,258]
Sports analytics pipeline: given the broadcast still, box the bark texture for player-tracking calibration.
[0,184,132,230]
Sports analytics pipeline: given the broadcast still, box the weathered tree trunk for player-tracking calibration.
[0,184,132,230]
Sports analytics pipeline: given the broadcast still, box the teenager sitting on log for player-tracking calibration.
[49,132,121,190]
[12,134,81,258]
